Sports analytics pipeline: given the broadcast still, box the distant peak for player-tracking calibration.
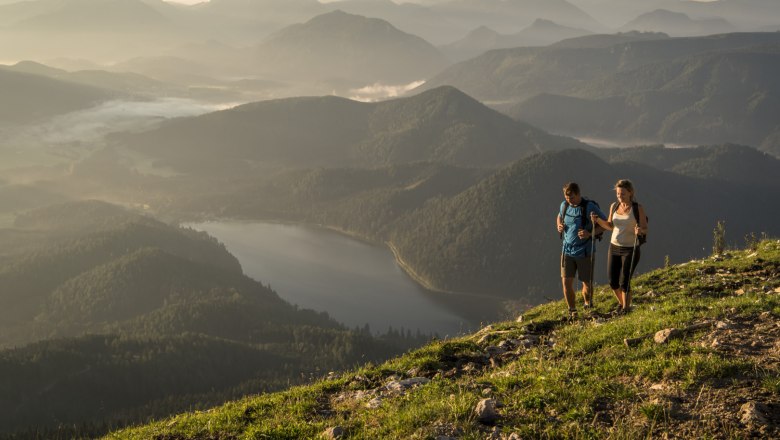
[530,18,558,27]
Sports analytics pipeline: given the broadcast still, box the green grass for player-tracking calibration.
[107,240,780,439]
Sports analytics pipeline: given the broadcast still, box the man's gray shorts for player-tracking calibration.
[561,254,594,282]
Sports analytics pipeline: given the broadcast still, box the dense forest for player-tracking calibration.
[0,201,430,437]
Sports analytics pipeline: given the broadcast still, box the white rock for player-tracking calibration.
[474,398,500,423]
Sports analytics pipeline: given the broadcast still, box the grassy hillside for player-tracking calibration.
[107,239,780,439]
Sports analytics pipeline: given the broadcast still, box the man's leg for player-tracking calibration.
[578,255,593,307]
[562,277,576,311]
[581,281,592,307]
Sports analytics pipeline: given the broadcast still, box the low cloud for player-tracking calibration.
[348,80,426,102]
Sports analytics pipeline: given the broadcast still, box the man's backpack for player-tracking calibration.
[561,198,603,241]
[610,201,648,245]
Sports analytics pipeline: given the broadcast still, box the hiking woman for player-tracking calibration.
[590,179,648,314]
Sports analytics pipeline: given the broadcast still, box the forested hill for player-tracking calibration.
[381,146,780,299]
[151,145,780,304]
[422,32,780,102]
[0,200,426,438]
[114,86,585,174]
[106,240,780,439]
[0,69,113,124]
[510,45,780,157]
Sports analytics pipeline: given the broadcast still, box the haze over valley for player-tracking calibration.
[1,0,780,437]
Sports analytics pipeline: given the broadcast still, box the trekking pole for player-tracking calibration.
[589,219,596,305]
[625,233,639,309]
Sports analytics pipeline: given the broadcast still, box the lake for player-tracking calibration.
[187,221,505,337]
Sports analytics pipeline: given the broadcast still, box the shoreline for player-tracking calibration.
[184,216,499,300]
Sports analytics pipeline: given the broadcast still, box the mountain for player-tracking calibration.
[105,238,780,439]
[441,19,593,62]
[593,144,780,187]
[253,10,449,84]
[3,60,191,98]
[430,0,605,34]
[549,30,670,49]
[140,145,780,303]
[0,200,422,436]
[9,0,170,33]
[621,9,736,37]
[422,32,780,103]
[509,45,780,157]
[384,147,780,299]
[571,0,780,30]
[0,69,114,124]
[115,86,585,174]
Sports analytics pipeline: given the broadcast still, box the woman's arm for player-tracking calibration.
[636,203,648,235]
[591,203,614,231]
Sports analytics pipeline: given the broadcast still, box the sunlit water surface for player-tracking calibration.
[188,221,505,337]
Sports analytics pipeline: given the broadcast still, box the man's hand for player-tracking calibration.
[577,229,590,239]
[557,223,564,233]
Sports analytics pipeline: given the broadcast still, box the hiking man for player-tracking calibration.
[556,182,607,319]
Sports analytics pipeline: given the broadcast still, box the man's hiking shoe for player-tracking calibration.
[567,309,578,321]
[612,305,625,316]
[583,303,592,311]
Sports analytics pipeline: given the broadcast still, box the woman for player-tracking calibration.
[590,179,648,314]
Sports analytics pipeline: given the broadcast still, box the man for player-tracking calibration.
[556,182,606,319]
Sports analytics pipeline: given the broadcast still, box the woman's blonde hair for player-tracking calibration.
[614,179,635,201]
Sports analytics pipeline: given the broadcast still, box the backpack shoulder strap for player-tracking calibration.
[632,201,640,223]
[580,198,590,226]
[560,201,569,220]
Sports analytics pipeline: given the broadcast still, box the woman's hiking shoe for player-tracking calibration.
[568,308,578,321]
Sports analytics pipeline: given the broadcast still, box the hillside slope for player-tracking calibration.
[117,86,584,173]
[510,45,780,157]
[108,240,780,439]
[0,200,422,437]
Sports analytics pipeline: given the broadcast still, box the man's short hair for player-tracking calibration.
[563,182,580,195]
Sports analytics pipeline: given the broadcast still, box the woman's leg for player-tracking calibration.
[608,248,624,308]
[621,247,641,309]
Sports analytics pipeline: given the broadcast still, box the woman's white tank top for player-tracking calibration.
[611,208,638,247]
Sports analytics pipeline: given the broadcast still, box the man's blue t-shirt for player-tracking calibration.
[559,200,607,257]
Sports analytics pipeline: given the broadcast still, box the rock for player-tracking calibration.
[740,401,770,426]
[759,311,773,321]
[474,398,500,424]
[715,321,732,330]
[323,426,345,439]
[654,328,680,344]
[366,397,383,409]
[735,288,746,296]
[774,287,780,294]
[506,434,522,440]
[482,387,493,396]
[386,377,430,393]
[485,346,507,357]
[516,315,524,322]
[649,383,666,391]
